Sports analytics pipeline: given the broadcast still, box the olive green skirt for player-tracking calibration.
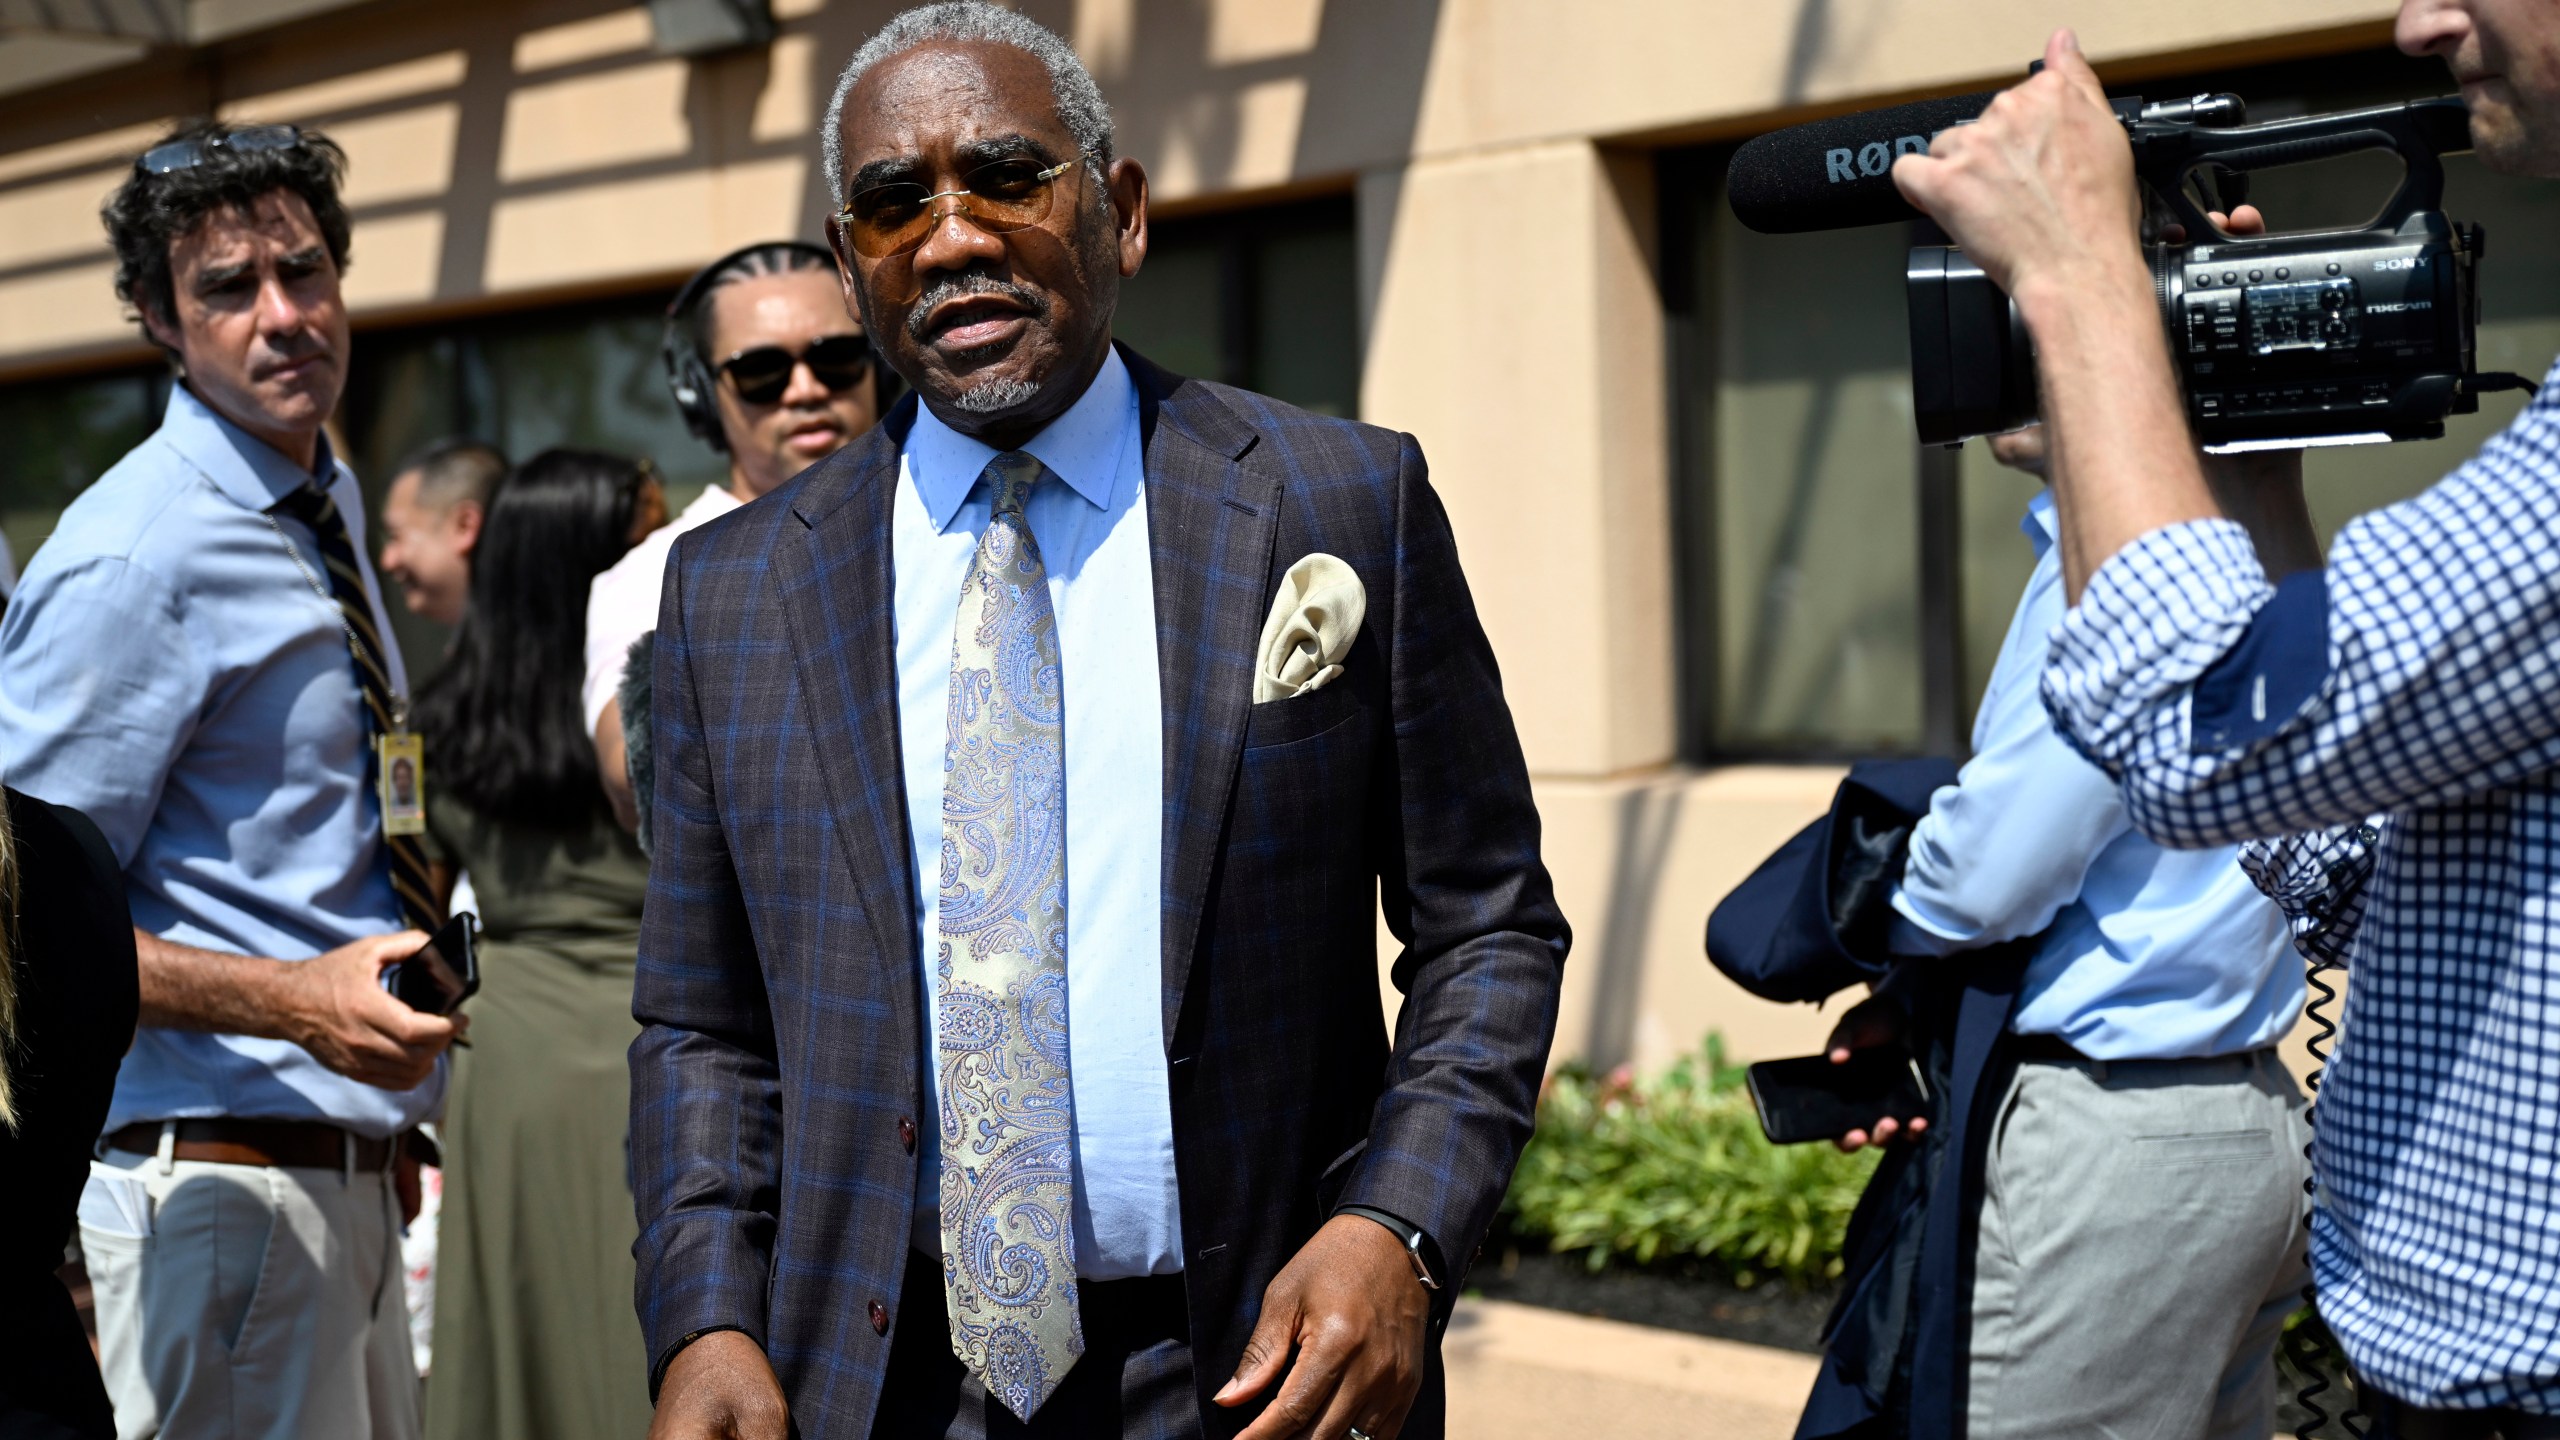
[422,938,652,1440]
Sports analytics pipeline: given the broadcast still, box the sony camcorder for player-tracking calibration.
[1728,87,2526,450]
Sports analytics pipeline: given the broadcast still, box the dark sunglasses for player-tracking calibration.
[836,155,1084,260]
[717,334,874,405]
[139,124,302,176]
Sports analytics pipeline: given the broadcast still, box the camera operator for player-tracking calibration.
[1894,11,2560,1432]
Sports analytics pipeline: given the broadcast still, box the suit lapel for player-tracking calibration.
[1132,349,1276,1040]
[772,425,918,976]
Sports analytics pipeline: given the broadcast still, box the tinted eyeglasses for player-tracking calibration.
[718,334,873,405]
[837,155,1085,259]
[139,124,303,176]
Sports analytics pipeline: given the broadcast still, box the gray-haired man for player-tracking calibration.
[633,6,1565,1440]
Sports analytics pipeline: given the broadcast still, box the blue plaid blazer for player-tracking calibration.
[630,347,1569,1437]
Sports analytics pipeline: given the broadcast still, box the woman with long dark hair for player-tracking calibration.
[413,448,663,1440]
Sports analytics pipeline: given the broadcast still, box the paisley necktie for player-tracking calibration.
[936,450,1081,1419]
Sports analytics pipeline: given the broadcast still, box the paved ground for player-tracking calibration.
[1443,1297,1819,1440]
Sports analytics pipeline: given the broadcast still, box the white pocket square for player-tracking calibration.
[1254,554,1366,703]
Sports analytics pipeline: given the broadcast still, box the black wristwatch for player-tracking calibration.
[1336,1204,1442,1291]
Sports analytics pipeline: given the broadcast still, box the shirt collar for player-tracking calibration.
[905,347,1137,533]
[159,382,341,512]
[2021,486,2059,561]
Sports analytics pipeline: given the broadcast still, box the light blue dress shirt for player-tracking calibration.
[893,350,1183,1278]
[1884,489,2301,1059]
[0,384,442,1137]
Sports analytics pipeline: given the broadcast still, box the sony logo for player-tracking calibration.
[2372,256,2427,272]
[1827,135,1933,182]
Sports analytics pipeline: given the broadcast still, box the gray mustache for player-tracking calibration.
[909,272,1047,343]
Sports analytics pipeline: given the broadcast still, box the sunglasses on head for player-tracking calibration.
[139,124,303,176]
[717,334,874,405]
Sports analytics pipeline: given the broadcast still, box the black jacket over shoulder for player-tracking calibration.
[1707,759,2029,1440]
[628,348,1570,1438]
[0,790,138,1440]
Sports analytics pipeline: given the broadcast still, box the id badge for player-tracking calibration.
[379,731,426,836]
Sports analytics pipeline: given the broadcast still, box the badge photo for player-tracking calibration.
[380,732,426,836]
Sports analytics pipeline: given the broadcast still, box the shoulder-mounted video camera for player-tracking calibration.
[1729,86,2529,450]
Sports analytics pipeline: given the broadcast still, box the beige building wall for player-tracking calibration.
[0,0,2398,1073]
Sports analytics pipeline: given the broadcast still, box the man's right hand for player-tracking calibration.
[649,1331,788,1440]
[281,930,461,1090]
[1825,993,1927,1155]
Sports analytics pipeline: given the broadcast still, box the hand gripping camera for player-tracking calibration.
[1729,88,2530,450]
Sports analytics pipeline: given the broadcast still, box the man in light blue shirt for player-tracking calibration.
[0,122,456,1439]
[1859,433,2318,1440]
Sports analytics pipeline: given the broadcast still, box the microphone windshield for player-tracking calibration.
[1727,92,1996,234]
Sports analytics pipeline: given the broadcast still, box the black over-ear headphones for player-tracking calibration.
[660,239,897,453]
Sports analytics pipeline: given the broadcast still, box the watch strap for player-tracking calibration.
[1337,1203,1443,1291]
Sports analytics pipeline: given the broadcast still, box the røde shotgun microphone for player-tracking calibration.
[1726,86,2250,234]
[1726,91,1998,234]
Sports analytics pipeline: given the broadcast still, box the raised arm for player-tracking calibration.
[2044,404,2560,846]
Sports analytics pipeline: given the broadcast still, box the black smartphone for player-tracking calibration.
[1746,1049,1930,1146]
[385,912,479,1015]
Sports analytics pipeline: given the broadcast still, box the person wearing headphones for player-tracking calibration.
[587,241,889,829]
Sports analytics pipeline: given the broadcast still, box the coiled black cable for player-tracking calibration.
[2288,829,2379,1439]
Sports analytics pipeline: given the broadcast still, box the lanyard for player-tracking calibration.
[260,500,410,730]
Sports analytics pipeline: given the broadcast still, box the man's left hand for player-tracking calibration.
[1217,1214,1430,1440]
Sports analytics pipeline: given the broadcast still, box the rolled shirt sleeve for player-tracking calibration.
[2045,376,2560,850]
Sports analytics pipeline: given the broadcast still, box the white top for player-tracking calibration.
[892,349,1181,1278]
[584,483,742,736]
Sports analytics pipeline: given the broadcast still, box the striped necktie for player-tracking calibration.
[272,484,439,932]
[936,450,1081,1419]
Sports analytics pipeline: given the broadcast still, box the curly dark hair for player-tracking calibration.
[101,121,353,351]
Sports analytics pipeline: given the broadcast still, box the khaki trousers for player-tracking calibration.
[80,1146,422,1440]
[1965,1050,2312,1440]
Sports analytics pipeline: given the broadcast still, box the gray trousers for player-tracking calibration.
[1966,1049,2311,1440]
[81,1148,422,1440]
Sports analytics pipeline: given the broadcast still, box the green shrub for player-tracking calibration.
[1498,1035,1880,1289]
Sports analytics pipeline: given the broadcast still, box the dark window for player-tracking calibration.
[1113,194,1361,418]
[1665,44,2555,762]
[336,292,713,672]
[0,367,168,583]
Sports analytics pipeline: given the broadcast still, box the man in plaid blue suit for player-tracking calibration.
[630,7,1567,1439]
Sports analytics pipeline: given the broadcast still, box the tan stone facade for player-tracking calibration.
[0,0,2403,1072]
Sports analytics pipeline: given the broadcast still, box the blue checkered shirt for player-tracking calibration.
[2041,355,2560,1413]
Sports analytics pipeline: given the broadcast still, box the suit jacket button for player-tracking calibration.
[897,1116,916,1152]
[869,1300,889,1335]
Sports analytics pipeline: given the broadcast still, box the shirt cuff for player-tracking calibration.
[2043,519,2272,776]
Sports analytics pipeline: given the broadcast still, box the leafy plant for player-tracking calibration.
[1498,1035,1880,1289]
